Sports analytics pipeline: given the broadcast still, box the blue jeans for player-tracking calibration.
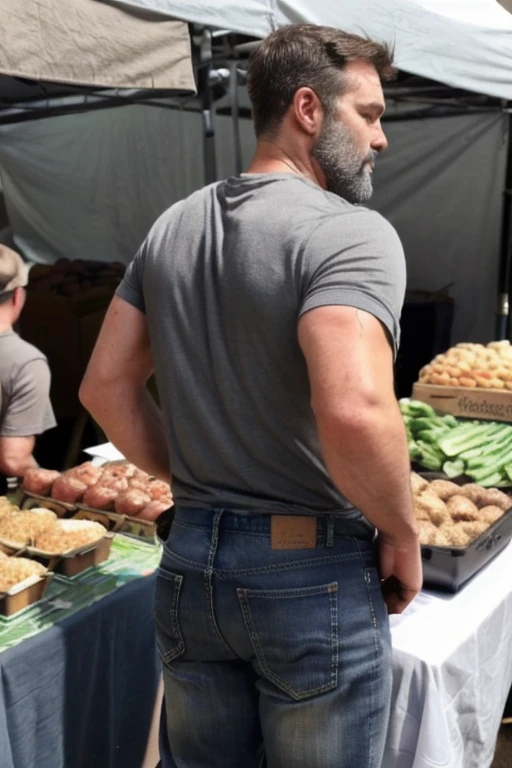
[155,507,392,768]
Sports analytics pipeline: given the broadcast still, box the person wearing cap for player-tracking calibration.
[0,245,56,484]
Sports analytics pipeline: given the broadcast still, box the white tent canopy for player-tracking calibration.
[108,0,512,100]
[0,0,195,92]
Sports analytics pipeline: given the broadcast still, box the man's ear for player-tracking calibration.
[292,87,324,137]
[13,286,26,313]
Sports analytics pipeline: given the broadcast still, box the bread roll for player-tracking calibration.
[114,490,151,517]
[82,485,118,511]
[51,476,87,504]
[147,480,172,501]
[23,468,61,496]
[137,500,171,522]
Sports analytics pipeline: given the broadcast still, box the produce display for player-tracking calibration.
[401,399,512,486]
[0,498,107,555]
[0,557,47,594]
[23,462,173,522]
[418,340,512,389]
[34,520,106,554]
[27,258,125,299]
[0,509,57,548]
[411,472,509,547]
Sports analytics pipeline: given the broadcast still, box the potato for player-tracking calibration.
[428,479,461,501]
[418,519,438,545]
[446,495,479,522]
[441,526,471,548]
[415,492,449,526]
[410,472,428,496]
[461,521,489,542]
[430,527,455,546]
[479,506,504,525]
[478,488,511,512]
[457,484,488,506]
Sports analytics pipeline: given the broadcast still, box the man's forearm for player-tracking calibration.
[317,400,417,545]
[83,386,171,482]
[0,437,38,477]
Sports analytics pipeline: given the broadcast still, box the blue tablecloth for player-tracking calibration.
[0,574,160,768]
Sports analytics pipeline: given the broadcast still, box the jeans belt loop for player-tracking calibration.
[326,515,335,548]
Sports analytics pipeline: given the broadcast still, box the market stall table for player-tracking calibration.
[0,536,162,768]
[384,540,512,768]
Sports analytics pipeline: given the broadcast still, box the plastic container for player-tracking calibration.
[421,508,512,591]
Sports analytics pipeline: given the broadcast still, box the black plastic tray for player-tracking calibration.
[420,506,512,593]
[417,472,512,592]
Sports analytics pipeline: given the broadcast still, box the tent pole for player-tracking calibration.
[498,113,512,340]
[198,30,218,185]
[229,61,243,176]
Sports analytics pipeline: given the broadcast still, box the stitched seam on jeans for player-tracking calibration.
[330,584,338,688]
[174,520,270,538]
[162,549,205,571]
[237,587,338,701]
[242,583,337,600]
[163,548,363,577]
[214,551,360,578]
[356,535,382,768]
[364,570,379,631]
[204,510,234,657]
[159,574,186,665]
[172,520,216,532]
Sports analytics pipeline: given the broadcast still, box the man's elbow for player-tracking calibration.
[312,392,396,439]
[78,378,95,412]
[79,373,107,415]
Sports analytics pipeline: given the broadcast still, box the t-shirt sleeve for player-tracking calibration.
[116,241,147,314]
[1,359,57,437]
[298,209,406,355]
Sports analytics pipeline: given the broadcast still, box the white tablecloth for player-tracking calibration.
[385,542,512,768]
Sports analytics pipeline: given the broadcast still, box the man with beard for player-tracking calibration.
[80,24,421,768]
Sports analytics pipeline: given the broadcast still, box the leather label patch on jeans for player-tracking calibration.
[270,515,317,550]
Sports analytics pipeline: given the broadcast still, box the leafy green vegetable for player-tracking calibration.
[442,460,465,478]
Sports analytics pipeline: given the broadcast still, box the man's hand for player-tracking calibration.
[379,534,422,614]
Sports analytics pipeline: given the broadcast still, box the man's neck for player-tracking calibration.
[0,316,13,335]
[246,140,326,190]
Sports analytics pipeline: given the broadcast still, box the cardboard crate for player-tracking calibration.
[19,288,113,420]
[412,382,512,423]
[0,571,53,617]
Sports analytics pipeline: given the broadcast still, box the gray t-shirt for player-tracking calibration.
[0,331,56,437]
[117,173,406,515]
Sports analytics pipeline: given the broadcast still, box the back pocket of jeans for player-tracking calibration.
[237,582,338,701]
[154,567,185,667]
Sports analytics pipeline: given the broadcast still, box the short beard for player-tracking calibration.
[312,115,376,204]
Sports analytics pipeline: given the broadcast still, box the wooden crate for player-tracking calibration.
[412,382,512,422]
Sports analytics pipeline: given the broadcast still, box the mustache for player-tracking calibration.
[361,151,378,170]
